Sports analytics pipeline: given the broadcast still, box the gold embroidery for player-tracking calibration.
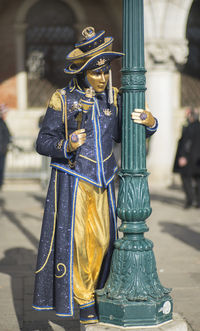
[51,163,100,186]
[97,58,106,66]
[32,306,54,310]
[49,91,62,111]
[79,154,97,163]
[103,109,112,116]
[80,320,99,325]
[55,263,67,278]
[103,151,113,162]
[64,94,68,139]
[57,139,64,150]
[68,159,76,169]
[35,170,58,274]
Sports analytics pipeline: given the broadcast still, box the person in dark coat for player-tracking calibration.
[33,27,158,324]
[0,104,11,190]
[173,107,200,208]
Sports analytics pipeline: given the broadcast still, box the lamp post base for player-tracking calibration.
[97,296,173,327]
[81,313,189,331]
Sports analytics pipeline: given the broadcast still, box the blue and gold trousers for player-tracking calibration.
[33,168,117,317]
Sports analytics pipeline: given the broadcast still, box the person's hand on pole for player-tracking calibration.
[131,105,156,128]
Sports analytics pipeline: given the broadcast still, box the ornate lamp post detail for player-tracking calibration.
[97,0,173,326]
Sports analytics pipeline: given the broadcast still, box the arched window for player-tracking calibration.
[25,0,77,107]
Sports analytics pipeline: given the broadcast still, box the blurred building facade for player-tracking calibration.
[0,0,199,186]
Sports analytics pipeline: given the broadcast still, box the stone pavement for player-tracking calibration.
[0,181,199,331]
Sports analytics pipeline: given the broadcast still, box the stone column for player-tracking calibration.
[145,40,188,186]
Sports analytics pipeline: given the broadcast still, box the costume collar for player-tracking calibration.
[69,78,83,93]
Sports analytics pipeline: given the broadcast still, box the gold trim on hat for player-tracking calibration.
[70,44,113,65]
[67,37,113,62]
[65,51,124,75]
[91,63,109,72]
[76,30,105,48]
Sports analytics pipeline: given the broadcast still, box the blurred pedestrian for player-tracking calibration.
[0,104,11,190]
[173,107,200,208]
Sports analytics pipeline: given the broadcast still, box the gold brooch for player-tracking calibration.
[69,101,82,112]
[97,58,106,66]
[82,27,95,40]
[103,109,112,116]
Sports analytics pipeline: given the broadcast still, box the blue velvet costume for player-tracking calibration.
[32,77,157,317]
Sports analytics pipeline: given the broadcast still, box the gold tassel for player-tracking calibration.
[108,69,113,105]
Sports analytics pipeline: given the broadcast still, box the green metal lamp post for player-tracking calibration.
[97,0,173,326]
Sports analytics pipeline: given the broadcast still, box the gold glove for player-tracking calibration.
[131,107,156,128]
[67,129,86,152]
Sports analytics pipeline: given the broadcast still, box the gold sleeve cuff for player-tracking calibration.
[48,91,62,111]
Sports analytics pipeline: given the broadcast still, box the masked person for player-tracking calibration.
[33,27,158,324]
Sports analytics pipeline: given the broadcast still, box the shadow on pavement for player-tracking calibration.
[160,221,200,251]
[0,196,5,207]
[0,197,80,331]
[28,193,46,208]
[150,193,183,208]
[3,211,39,249]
